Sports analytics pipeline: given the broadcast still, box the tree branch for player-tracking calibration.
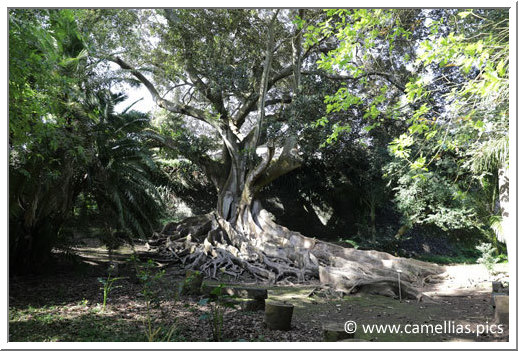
[110,57,216,125]
[184,64,229,119]
[302,70,406,93]
[291,9,304,96]
[233,34,320,129]
[232,66,294,129]
[247,141,275,191]
[253,136,302,190]
[149,132,227,189]
[162,9,229,120]
[252,9,279,153]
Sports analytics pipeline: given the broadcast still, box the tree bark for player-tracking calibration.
[497,166,509,244]
[153,186,444,299]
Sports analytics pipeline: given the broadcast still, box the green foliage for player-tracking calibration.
[307,9,416,145]
[134,258,165,306]
[9,9,87,148]
[310,9,508,240]
[383,153,479,232]
[9,10,167,272]
[469,136,508,174]
[82,92,166,248]
[395,10,508,236]
[9,9,95,271]
[97,274,125,312]
[489,215,504,243]
[198,284,237,341]
[131,257,179,342]
[475,243,499,274]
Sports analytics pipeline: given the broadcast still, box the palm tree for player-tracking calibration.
[471,135,509,244]
[9,9,167,272]
[83,91,166,250]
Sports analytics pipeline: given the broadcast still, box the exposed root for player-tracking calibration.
[149,205,446,300]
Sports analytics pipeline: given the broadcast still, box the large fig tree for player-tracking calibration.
[81,9,443,298]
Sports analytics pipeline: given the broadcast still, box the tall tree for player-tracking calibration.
[9,10,165,272]
[9,9,93,271]
[387,9,509,244]
[314,9,509,245]
[79,9,443,297]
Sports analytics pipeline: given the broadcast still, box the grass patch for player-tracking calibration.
[413,254,478,265]
[9,304,184,342]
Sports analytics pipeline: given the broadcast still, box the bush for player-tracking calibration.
[476,243,499,273]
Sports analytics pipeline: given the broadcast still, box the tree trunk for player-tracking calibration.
[152,164,445,299]
[497,166,509,244]
[369,203,376,241]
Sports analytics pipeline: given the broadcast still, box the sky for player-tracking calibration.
[106,59,156,114]
[114,83,156,114]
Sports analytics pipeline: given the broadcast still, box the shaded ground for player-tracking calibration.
[8,243,509,342]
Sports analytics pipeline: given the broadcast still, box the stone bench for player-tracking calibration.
[202,284,268,311]
[202,285,268,300]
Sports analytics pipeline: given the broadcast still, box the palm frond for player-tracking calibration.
[471,136,509,173]
[489,215,505,243]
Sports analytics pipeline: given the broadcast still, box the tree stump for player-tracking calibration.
[494,295,509,324]
[180,270,203,295]
[264,301,294,330]
[490,292,507,308]
[323,322,354,341]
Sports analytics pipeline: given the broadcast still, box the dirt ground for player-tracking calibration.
[8,243,510,342]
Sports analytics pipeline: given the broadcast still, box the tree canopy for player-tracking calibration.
[308,9,509,241]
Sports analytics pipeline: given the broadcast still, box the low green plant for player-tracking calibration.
[198,284,237,341]
[415,253,477,265]
[97,274,125,312]
[136,259,165,304]
[144,321,178,342]
[133,258,180,342]
[476,242,499,274]
[178,270,202,295]
[496,253,508,263]
[337,238,360,249]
